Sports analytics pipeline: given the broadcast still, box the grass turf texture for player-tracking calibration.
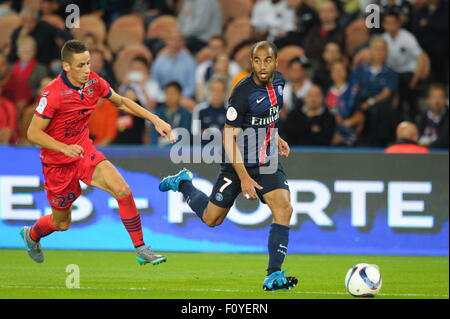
[0,249,447,299]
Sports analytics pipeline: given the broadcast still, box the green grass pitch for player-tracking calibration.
[0,249,447,299]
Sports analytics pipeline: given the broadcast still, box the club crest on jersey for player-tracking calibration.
[86,87,94,97]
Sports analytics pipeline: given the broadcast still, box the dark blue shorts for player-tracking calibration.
[209,163,290,208]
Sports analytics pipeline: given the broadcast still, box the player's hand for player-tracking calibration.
[241,177,263,200]
[62,144,84,158]
[154,118,176,144]
[278,137,290,157]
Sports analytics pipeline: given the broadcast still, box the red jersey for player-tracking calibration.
[34,71,112,165]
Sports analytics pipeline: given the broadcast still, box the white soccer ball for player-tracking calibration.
[345,263,382,297]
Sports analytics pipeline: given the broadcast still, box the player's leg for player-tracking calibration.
[159,168,239,227]
[261,188,298,291]
[88,159,165,265]
[20,164,80,263]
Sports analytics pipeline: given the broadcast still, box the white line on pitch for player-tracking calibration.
[0,285,447,298]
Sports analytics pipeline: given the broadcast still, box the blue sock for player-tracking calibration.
[267,223,290,275]
[179,181,209,219]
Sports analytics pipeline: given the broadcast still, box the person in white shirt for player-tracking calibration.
[195,36,240,102]
[251,0,296,41]
[119,56,162,110]
[282,56,313,114]
[382,10,428,122]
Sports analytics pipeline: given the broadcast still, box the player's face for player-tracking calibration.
[251,46,277,85]
[64,51,91,86]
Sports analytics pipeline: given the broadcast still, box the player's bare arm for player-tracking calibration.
[108,89,176,143]
[277,132,290,157]
[223,123,262,200]
[27,115,84,158]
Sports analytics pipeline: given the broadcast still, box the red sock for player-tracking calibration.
[117,193,145,248]
[29,214,60,242]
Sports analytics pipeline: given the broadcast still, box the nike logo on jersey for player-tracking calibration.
[256,97,266,103]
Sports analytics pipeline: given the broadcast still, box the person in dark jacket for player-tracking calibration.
[417,84,449,149]
[282,84,336,146]
[8,6,73,66]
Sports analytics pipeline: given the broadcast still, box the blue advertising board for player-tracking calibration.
[0,146,448,256]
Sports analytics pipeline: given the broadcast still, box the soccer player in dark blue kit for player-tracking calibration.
[159,41,297,291]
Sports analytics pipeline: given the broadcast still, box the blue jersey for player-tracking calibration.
[223,72,285,168]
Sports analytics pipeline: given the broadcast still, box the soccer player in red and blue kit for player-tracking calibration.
[20,40,175,265]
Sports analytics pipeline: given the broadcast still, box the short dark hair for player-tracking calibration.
[61,40,88,63]
[165,81,182,93]
[383,9,401,20]
[251,41,278,59]
[427,83,447,97]
[131,56,150,69]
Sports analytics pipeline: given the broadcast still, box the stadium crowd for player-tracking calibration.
[0,0,448,150]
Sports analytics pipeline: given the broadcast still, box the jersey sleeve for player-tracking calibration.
[225,85,249,128]
[96,73,112,98]
[34,90,59,119]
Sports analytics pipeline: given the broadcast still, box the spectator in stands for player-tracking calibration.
[384,121,429,154]
[119,56,162,110]
[283,56,313,115]
[326,60,364,146]
[303,0,345,63]
[197,52,233,102]
[282,84,336,146]
[192,77,227,145]
[114,86,146,145]
[195,36,240,101]
[8,6,73,65]
[151,30,197,110]
[20,76,52,145]
[0,52,12,97]
[4,36,48,115]
[90,49,116,90]
[379,0,414,30]
[152,82,192,147]
[178,0,223,54]
[351,36,398,147]
[88,98,119,146]
[0,87,17,144]
[81,32,113,63]
[312,41,347,93]
[251,0,296,42]
[417,84,449,149]
[382,10,428,122]
[132,0,177,20]
[275,0,320,48]
[411,0,449,84]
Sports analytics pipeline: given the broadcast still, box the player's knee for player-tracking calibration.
[114,184,131,199]
[202,214,221,228]
[54,221,71,231]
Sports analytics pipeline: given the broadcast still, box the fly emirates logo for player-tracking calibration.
[251,106,279,126]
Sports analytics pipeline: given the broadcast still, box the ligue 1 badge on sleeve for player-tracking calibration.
[278,85,283,96]
[226,106,238,121]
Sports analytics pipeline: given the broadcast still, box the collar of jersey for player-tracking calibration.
[60,71,85,91]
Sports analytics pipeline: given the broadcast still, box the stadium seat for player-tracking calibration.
[107,14,145,53]
[0,13,21,53]
[146,15,178,40]
[277,45,306,75]
[345,18,369,57]
[113,44,153,84]
[71,14,106,44]
[41,14,65,30]
[220,0,254,23]
[224,16,253,54]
